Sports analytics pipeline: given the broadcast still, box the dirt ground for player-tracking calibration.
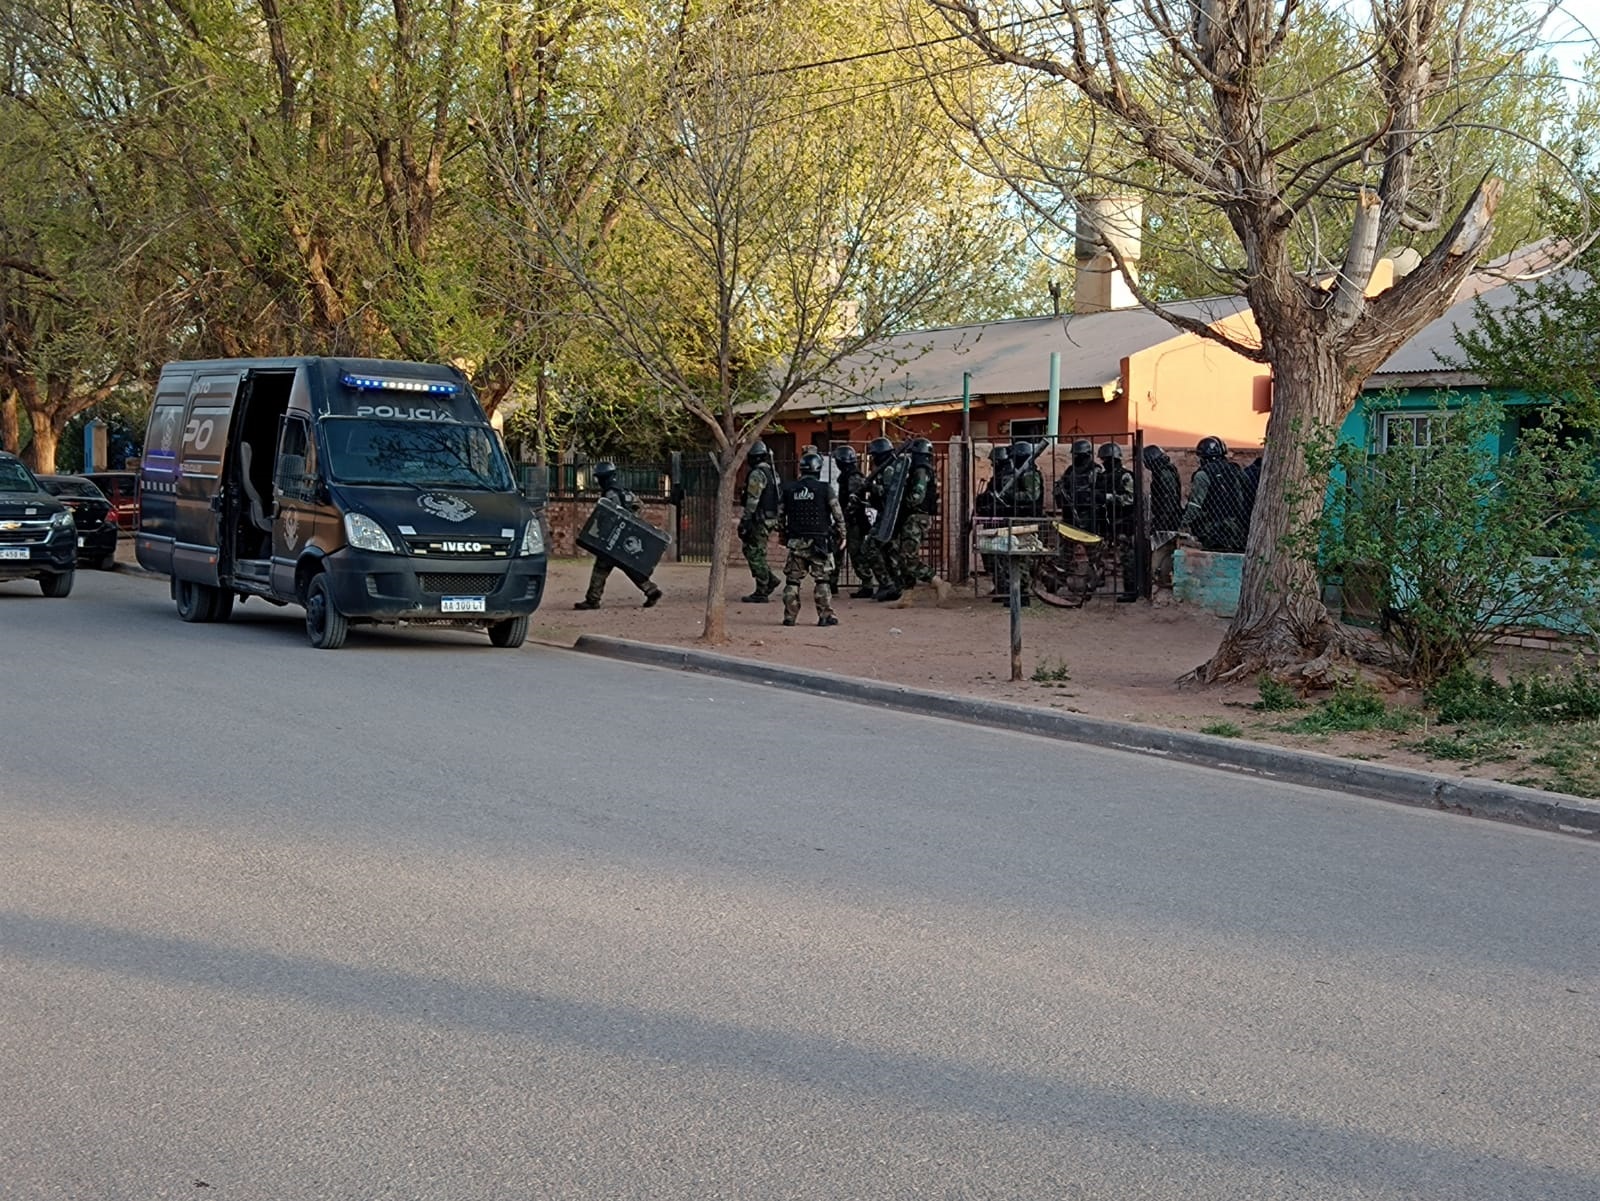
[531,557,1596,792]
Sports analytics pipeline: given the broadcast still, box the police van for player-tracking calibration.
[136,357,546,649]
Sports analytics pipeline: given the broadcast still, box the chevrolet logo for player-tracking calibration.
[0,521,18,530]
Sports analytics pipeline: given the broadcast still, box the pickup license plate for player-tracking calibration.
[77,537,85,547]
[0,547,28,560]
[441,596,486,613]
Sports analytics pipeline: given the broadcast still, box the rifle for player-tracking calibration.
[996,441,1047,506]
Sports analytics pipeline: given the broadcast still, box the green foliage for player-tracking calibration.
[1427,663,1600,725]
[1031,657,1071,683]
[1200,721,1243,738]
[1252,676,1303,711]
[1282,681,1416,734]
[1312,394,1600,684]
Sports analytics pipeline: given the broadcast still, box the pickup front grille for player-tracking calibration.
[418,572,500,595]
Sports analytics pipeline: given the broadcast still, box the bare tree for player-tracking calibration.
[505,1,1007,641]
[928,0,1587,681]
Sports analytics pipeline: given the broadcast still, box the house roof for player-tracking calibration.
[787,296,1250,415]
[1369,241,1581,386]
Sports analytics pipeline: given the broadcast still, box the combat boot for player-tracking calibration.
[740,591,771,603]
[642,587,663,608]
[781,616,796,626]
[874,585,902,602]
[850,584,876,599]
[818,614,838,627]
[572,599,600,610]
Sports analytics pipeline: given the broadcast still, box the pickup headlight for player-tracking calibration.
[519,517,545,556]
[343,512,396,553]
[50,510,75,529]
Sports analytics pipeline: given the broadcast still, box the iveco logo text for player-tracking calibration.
[439,541,484,553]
[354,404,455,421]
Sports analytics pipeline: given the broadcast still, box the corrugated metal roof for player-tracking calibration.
[788,296,1250,413]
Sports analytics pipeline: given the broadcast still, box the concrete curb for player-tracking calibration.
[572,633,1600,840]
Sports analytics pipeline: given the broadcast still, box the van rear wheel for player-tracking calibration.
[175,577,226,622]
[305,575,348,649]
[487,615,529,648]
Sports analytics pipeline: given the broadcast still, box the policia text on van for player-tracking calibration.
[136,358,546,649]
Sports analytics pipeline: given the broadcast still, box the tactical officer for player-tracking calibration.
[992,440,1044,603]
[976,445,1013,593]
[1179,435,1252,552]
[1143,444,1183,535]
[738,439,783,602]
[1098,442,1137,600]
[777,450,847,627]
[857,436,897,599]
[573,461,664,610]
[831,445,879,597]
[882,437,939,599]
[1143,444,1183,590]
[1053,438,1106,596]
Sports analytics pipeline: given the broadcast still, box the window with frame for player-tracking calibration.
[1378,412,1450,452]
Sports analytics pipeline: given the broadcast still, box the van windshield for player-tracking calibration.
[323,418,514,491]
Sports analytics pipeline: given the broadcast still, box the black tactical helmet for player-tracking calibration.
[1142,444,1167,468]
[1197,435,1228,460]
[1071,438,1094,460]
[867,436,894,466]
[1009,440,1033,466]
[909,437,934,465]
[989,445,1009,464]
[749,440,771,463]
[1097,442,1124,462]
[832,445,858,468]
[798,450,823,477]
[594,460,617,483]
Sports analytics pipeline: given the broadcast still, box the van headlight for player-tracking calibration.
[344,512,396,553]
[51,510,75,529]
[519,518,545,556]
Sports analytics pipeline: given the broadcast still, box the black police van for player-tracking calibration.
[136,357,546,649]
[0,450,77,597]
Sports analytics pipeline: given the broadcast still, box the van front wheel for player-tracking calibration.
[305,576,348,650]
[487,615,529,648]
[176,577,227,622]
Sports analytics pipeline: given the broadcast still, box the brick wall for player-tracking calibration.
[544,498,676,558]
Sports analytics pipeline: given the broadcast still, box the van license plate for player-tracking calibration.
[0,548,28,560]
[441,596,486,613]
[77,537,85,547]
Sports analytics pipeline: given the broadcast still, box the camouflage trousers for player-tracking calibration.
[742,517,781,595]
[889,513,934,586]
[585,556,659,605]
[987,554,1032,597]
[782,541,836,621]
[833,526,880,589]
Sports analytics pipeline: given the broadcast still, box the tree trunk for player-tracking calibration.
[23,407,58,473]
[1,388,18,454]
[701,457,741,644]
[1198,340,1368,682]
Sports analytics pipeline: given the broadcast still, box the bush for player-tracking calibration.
[1427,663,1600,725]
[1253,676,1302,711]
[1311,395,1600,685]
[1284,680,1415,734]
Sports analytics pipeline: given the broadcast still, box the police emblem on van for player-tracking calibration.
[418,493,476,523]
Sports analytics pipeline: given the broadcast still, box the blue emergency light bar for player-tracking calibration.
[340,373,460,395]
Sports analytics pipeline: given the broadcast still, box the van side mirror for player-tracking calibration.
[519,465,549,508]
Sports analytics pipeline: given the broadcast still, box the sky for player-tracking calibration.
[1540,0,1599,82]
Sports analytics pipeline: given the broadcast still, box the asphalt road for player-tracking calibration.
[2,568,1598,1200]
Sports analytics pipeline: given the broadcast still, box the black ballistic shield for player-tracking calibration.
[871,456,910,543]
[577,497,669,576]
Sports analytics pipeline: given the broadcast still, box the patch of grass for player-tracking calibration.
[1281,680,1417,735]
[1200,721,1243,738]
[1427,663,1600,726]
[1252,676,1303,712]
[1529,728,1600,796]
[1031,656,1071,683]
[1413,725,1521,764]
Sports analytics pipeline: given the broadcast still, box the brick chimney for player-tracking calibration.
[1073,195,1143,314]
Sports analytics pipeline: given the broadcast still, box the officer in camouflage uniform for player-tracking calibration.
[1097,442,1138,601]
[738,439,782,602]
[777,450,846,627]
[1052,438,1106,599]
[1179,435,1252,552]
[882,437,938,598]
[830,445,879,597]
[857,437,897,599]
[992,440,1044,604]
[573,461,664,610]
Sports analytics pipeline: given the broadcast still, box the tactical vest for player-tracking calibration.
[602,483,641,515]
[781,478,832,541]
[839,468,872,530]
[1197,459,1251,547]
[1063,463,1101,521]
[751,464,780,518]
[1149,461,1182,531]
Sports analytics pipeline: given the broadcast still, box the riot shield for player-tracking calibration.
[870,456,909,543]
[577,496,669,576]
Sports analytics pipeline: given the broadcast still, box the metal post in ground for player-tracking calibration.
[1009,557,1023,681]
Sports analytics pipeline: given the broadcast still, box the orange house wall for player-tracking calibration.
[1122,314,1270,454]
[784,395,1131,449]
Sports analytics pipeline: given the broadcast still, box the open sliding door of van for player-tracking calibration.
[171,372,241,586]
